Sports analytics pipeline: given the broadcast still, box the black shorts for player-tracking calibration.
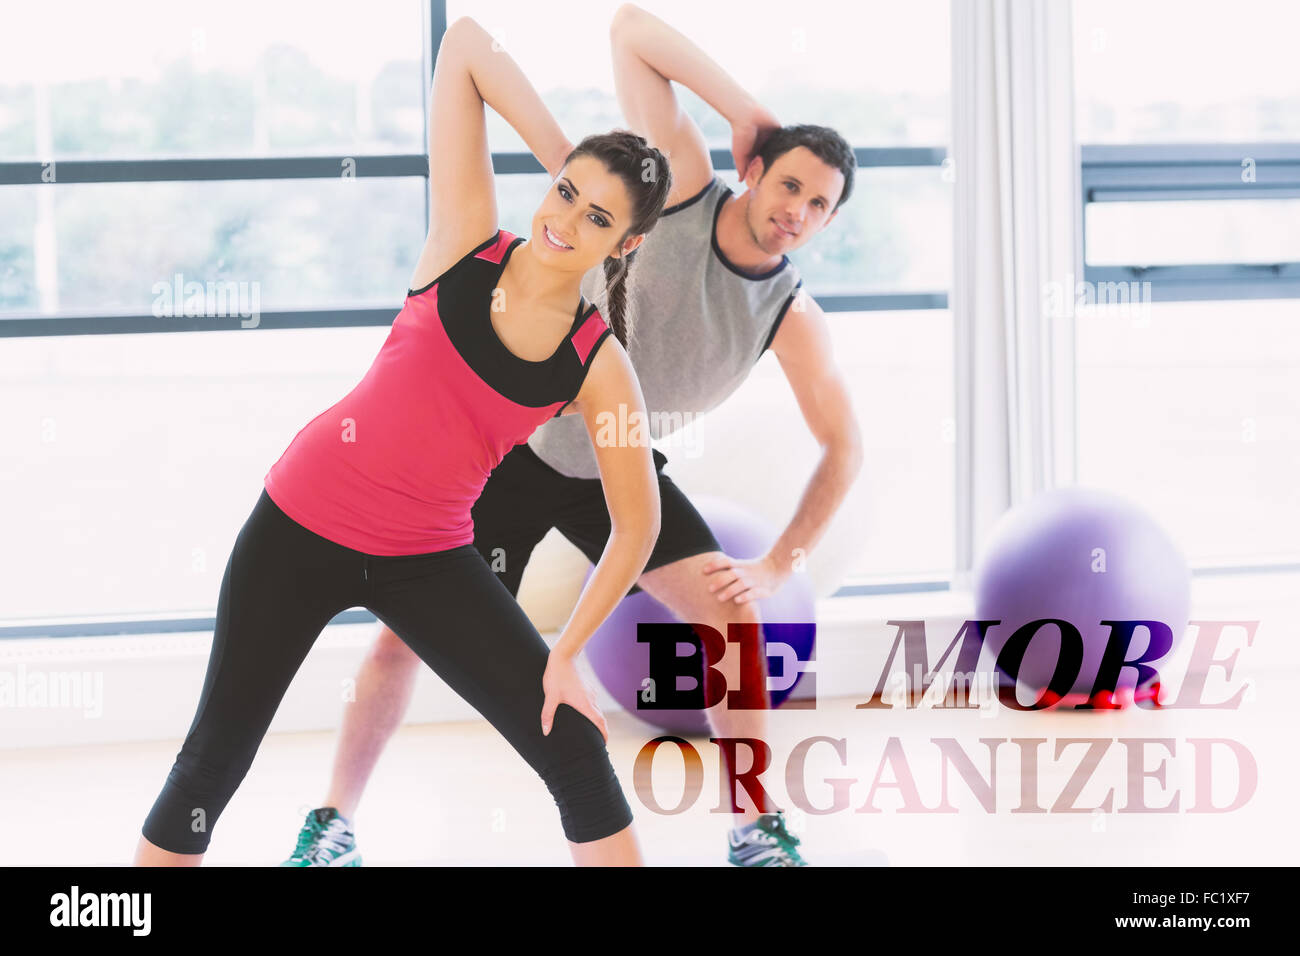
[470,443,722,597]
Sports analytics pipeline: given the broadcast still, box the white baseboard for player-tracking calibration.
[4,572,1282,751]
[0,593,978,750]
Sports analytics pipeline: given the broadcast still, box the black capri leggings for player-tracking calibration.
[142,489,633,854]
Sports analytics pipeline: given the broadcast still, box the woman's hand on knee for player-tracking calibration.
[540,653,609,744]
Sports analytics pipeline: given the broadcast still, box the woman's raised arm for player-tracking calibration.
[410,16,576,290]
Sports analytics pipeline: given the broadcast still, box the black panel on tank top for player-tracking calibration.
[436,235,602,409]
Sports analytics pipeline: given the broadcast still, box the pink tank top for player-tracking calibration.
[263,230,612,555]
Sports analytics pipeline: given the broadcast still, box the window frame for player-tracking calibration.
[1081,142,1300,301]
[0,0,954,639]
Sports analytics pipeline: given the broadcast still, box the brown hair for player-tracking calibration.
[562,130,672,348]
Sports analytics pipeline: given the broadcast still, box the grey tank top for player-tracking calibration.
[525,175,804,479]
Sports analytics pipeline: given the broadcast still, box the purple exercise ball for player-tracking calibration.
[974,486,1190,707]
[584,494,817,735]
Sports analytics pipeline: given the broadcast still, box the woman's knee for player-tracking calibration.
[537,744,634,844]
[527,706,631,842]
[142,744,254,854]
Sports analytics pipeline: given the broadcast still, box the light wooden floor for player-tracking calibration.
[2,571,1294,866]
[4,655,1295,866]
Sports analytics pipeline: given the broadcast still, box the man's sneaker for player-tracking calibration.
[727,810,808,867]
[279,807,362,867]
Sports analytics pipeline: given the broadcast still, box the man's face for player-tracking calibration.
[741,146,845,256]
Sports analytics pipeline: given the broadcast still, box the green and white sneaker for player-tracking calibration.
[726,811,808,867]
[279,807,362,867]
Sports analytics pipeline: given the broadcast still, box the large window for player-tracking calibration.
[2,178,425,315]
[1073,0,1300,570]
[1,1,430,633]
[1,0,953,635]
[0,327,390,621]
[0,0,426,161]
[1073,0,1300,145]
[452,0,956,588]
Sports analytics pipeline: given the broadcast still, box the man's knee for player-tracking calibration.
[636,550,719,602]
[639,552,766,627]
[720,595,764,625]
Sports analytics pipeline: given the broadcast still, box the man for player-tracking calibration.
[284,2,862,867]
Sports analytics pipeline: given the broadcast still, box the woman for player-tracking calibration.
[134,15,671,867]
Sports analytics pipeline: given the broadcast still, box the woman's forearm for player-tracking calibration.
[447,17,573,178]
[552,527,658,658]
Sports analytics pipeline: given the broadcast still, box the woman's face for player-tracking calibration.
[529,154,640,274]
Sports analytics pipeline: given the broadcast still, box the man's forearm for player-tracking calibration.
[612,3,765,127]
[766,441,864,576]
[449,17,572,178]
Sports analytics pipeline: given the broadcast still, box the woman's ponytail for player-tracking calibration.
[563,130,672,350]
[601,250,633,348]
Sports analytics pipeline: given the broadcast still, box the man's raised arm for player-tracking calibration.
[609,3,780,206]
